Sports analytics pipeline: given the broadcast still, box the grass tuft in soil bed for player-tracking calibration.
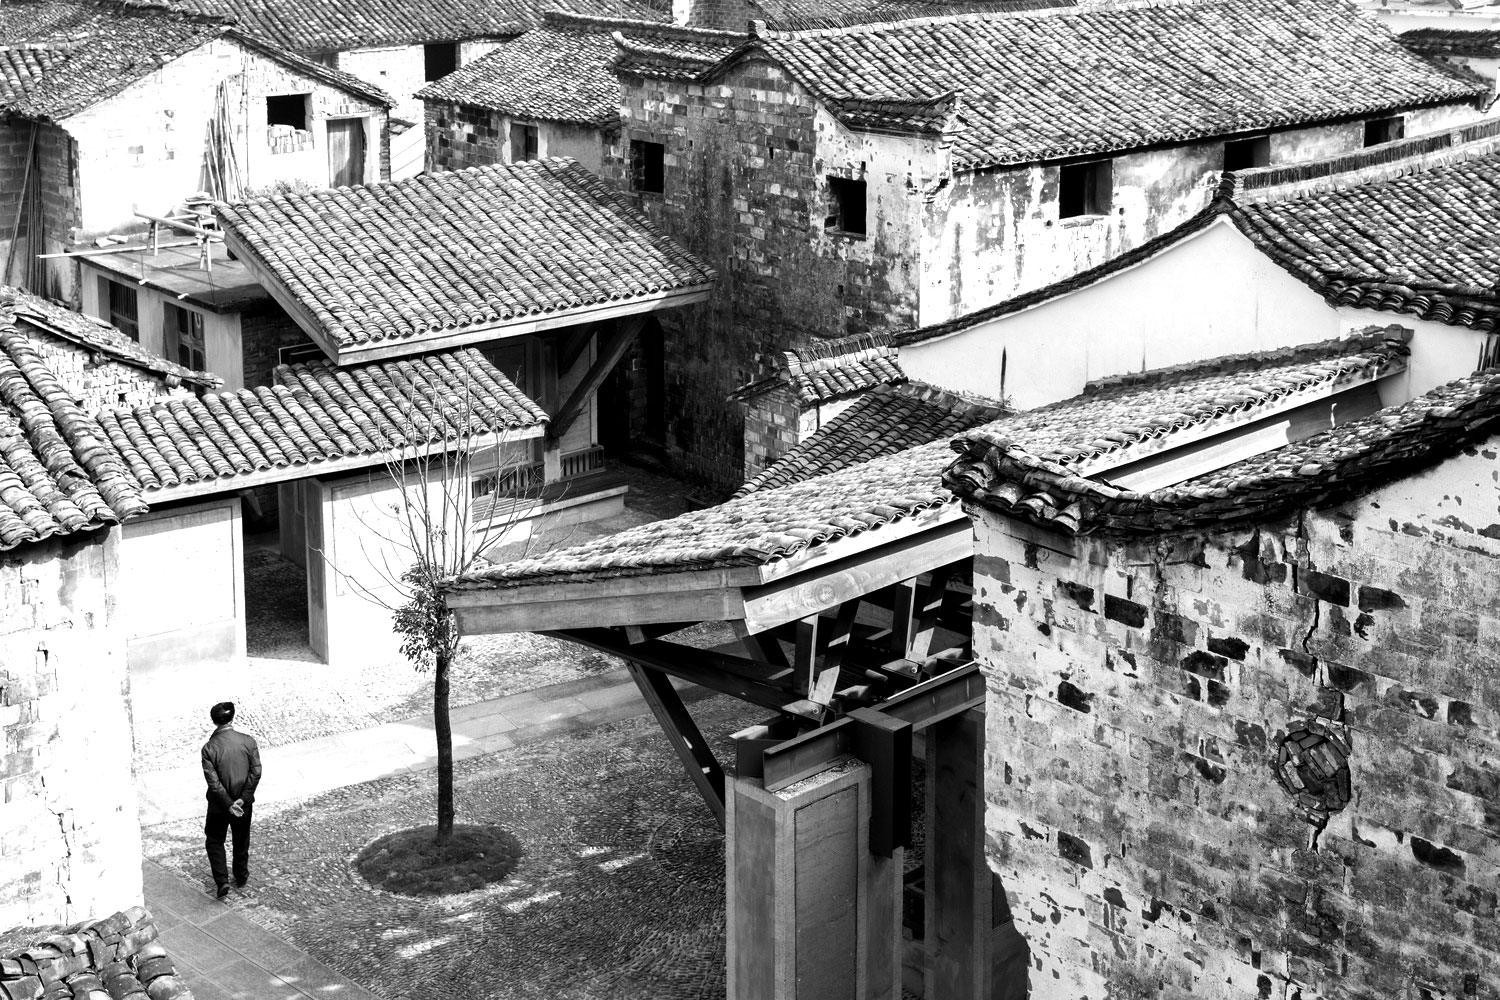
[354,824,523,896]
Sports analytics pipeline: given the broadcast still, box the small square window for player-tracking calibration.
[1364,116,1405,147]
[1059,160,1112,219]
[510,122,539,162]
[424,42,460,82]
[1223,136,1270,172]
[101,278,138,342]
[825,177,867,236]
[630,139,665,194]
[266,94,309,131]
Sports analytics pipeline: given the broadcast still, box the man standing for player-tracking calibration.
[201,701,262,898]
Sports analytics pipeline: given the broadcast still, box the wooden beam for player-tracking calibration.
[822,600,860,673]
[625,661,726,830]
[557,323,596,374]
[794,615,820,696]
[623,621,699,644]
[548,315,645,443]
[446,565,762,611]
[907,567,953,661]
[452,586,743,635]
[548,628,798,711]
[741,520,973,634]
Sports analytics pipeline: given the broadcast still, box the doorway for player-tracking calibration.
[328,118,366,187]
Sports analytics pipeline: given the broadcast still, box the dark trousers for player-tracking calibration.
[205,804,252,888]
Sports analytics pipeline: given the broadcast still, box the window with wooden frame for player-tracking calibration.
[1058,160,1112,219]
[1223,136,1270,172]
[510,122,539,163]
[825,177,867,236]
[1364,115,1405,148]
[630,139,665,194]
[101,277,139,341]
[163,303,206,371]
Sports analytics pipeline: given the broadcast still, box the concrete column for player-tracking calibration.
[727,762,903,1000]
[925,708,1027,999]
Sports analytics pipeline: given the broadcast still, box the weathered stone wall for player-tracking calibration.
[610,61,929,487]
[0,529,142,932]
[968,443,1500,998]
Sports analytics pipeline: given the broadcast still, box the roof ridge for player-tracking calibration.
[1079,327,1413,396]
[545,8,743,39]
[1226,117,1500,204]
[749,0,1200,39]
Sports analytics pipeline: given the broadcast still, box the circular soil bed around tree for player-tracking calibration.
[355,824,524,896]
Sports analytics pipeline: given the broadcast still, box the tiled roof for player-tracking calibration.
[695,0,1487,169]
[944,333,1423,534]
[0,0,392,121]
[948,362,1500,537]
[98,349,547,496]
[0,294,148,551]
[0,907,196,1000]
[449,336,1408,590]
[728,331,908,406]
[181,0,542,52]
[10,287,220,390]
[450,379,1006,589]
[735,380,1006,495]
[215,159,716,356]
[1400,26,1500,57]
[898,119,1500,346]
[1230,125,1500,332]
[417,13,737,125]
[752,0,1070,30]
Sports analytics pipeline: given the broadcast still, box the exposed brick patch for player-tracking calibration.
[1057,831,1093,870]
[1104,594,1147,628]
[1057,580,1095,611]
[1057,680,1093,713]
[1356,584,1406,612]
[1152,608,1197,646]
[1300,568,1351,606]
[1206,635,1249,660]
[1410,837,1465,876]
[1181,650,1228,681]
[1277,648,1318,677]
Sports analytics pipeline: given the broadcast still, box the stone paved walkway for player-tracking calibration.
[144,859,379,1000]
[142,695,763,1000]
[138,667,709,825]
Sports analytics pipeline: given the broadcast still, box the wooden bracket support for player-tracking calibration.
[625,661,726,830]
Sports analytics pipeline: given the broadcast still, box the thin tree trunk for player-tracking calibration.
[434,649,455,843]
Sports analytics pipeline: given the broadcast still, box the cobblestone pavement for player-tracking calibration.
[142,695,762,1000]
[131,463,694,774]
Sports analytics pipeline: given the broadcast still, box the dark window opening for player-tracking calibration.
[102,278,138,342]
[265,94,309,131]
[1364,116,1405,147]
[630,139,664,194]
[825,176,867,236]
[1223,136,1270,172]
[277,342,328,367]
[1058,160,1112,219]
[424,42,460,82]
[163,303,206,372]
[510,122,539,162]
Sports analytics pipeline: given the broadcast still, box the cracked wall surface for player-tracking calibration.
[968,441,1500,999]
[0,527,142,932]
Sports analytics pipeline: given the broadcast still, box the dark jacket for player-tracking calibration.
[202,726,262,810]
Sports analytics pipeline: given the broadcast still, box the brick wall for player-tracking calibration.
[0,529,142,931]
[425,101,504,173]
[968,444,1500,999]
[0,118,81,300]
[239,301,315,391]
[609,62,924,488]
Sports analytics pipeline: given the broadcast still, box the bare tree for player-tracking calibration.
[327,367,565,844]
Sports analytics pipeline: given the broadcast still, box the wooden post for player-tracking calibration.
[795,615,820,696]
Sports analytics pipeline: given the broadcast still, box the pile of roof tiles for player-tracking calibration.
[0,906,194,1000]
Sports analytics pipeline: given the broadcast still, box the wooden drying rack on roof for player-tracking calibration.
[39,211,224,273]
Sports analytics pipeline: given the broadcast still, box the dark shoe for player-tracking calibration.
[234,877,248,887]
[216,884,231,899]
